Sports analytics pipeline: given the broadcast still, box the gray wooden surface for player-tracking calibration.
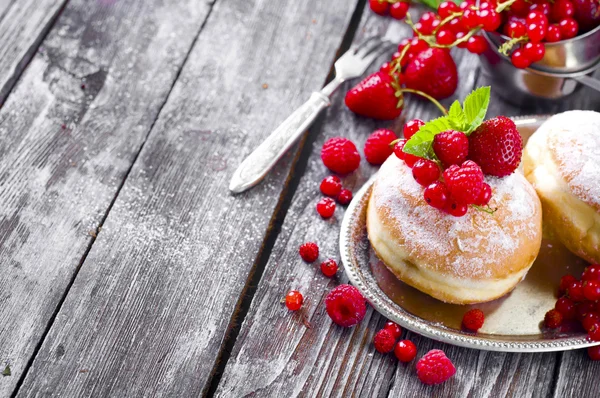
[0,0,598,397]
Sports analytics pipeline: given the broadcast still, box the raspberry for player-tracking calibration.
[545,309,563,328]
[462,309,485,331]
[588,346,600,360]
[468,116,523,177]
[412,159,441,186]
[444,199,468,217]
[394,340,417,362]
[567,281,585,302]
[474,183,492,206]
[337,189,353,205]
[433,130,469,167]
[320,259,338,278]
[325,284,367,327]
[384,321,402,339]
[320,176,342,197]
[424,181,449,210]
[321,137,361,175]
[316,197,336,219]
[582,265,600,282]
[403,119,425,140]
[373,329,396,353]
[559,274,577,294]
[443,160,484,205]
[416,349,456,385]
[364,129,398,165]
[285,290,303,311]
[584,280,600,301]
[555,297,576,320]
[299,242,319,262]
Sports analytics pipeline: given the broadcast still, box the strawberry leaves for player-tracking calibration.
[402,86,491,160]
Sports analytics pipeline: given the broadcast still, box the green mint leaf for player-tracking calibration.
[415,0,442,10]
[447,100,467,131]
[2,365,10,377]
[462,86,491,134]
[403,116,453,159]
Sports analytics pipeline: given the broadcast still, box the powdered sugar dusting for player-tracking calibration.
[371,156,540,278]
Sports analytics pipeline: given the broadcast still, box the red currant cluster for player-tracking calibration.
[545,265,600,353]
[317,176,353,218]
[392,120,492,217]
[369,0,411,19]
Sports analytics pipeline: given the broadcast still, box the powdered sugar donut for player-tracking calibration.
[523,110,600,264]
[367,155,542,304]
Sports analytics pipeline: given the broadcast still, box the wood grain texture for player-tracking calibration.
[0,0,214,395]
[0,0,68,101]
[553,351,600,398]
[15,0,362,396]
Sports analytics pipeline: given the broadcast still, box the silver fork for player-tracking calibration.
[229,37,394,194]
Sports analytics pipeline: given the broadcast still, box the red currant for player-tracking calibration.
[407,39,429,59]
[447,17,464,34]
[398,38,411,52]
[583,265,600,281]
[559,274,577,294]
[505,21,527,38]
[474,183,492,206]
[551,0,575,21]
[438,1,459,18]
[404,153,421,168]
[511,49,531,69]
[380,62,392,74]
[369,0,389,15]
[577,301,597,320]
[316,197,336,219]
[403,119,425,140]
[511,0,530,16]
[466,35,488,54]
[527,22,548,43]
[589,325,600,342]
[444,200,468,217]
[584,280,600,301]
[523,42,545,62]
[320,176,342,197]
[390,1,410,20]
[320,259,338,277]
[424,181,449,210]
[419,11,438,33]
[528,2,551,18]
[582,312,600,332]
[337,189,353,205]
[384,321,402,339]
[436,29,456,45]
[555,296,577,320]
[412,159,441,186]
[588,346,600,360]
[393,139,407,160]
[462,9,481,29]
[545,24,562,41]
[455,32,469,48]
[558,17,579,39]
[567,281,585,301]
[394,340,417,362]
[479,9,502,31]
[285,290,303,311]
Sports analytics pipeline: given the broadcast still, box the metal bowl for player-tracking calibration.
[485,24,600,73]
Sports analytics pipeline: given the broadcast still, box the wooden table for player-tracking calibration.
[0,0,599,396]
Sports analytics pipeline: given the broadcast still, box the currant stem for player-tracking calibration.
[398,88,449,115]
[472,204,498,215]
[498,35,528,55]
[495,0,518,13]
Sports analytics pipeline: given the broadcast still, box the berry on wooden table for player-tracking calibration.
[337,189,353,205]
[316,197,336,219]
[416,349,456,385]
[345,72,403,120]
[462,309,485,331]
[394,340,417,362]
[390,1,409,20]
[321,137,361,175]
[285,290,303,311]
[320,259,338,278]
[299,242,319,263]
[433,130,469,167]
[364,129,398,165]
[369,0,389,15]
[325,284,367,327]
[320,176,342,197]
[384,321,403,339]
[373,329,396,353]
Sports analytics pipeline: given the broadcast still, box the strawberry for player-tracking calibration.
[345,72,403,120]
[468,116,523,177]
[403,48,458,100]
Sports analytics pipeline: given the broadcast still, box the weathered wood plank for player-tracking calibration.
[553,350,600,398]
[0,0,68,101]
[0,0,215,395]
[15,0,362,396]
[216,5,600,397]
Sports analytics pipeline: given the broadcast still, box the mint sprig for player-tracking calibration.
[402,87,491,160]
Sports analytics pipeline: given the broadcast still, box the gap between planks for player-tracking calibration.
[203,1,369,396]
[8,2,220,397]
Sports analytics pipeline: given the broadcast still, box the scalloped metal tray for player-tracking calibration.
[339,115,600,352]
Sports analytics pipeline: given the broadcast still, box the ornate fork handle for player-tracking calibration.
[229,91,332,193]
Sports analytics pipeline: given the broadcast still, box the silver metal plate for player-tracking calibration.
[339,115,600,353]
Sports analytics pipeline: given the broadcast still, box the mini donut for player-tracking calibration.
[367,155,543,304]
[523,110,600,264]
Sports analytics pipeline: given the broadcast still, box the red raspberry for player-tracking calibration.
[285,290,303,311]
[412,159,441,186]
[337,189,353,205]
[559,274,577,294]
[325,284,367,327]
[474,183,492,206]
[403,119,425,140]
[424,181,449,210]
[584,280,600,301]
[320,259,338,278]
[444,199,468,217]
[582,265,600,282]
[384,321,402,339]
[545,309,563,328]
[588,346,600,360]
[373,329,396,353]
[364,129,398,165]
[462,309,485,331]
[316,197,336,219]
[567,281,585,302]
[433,130,469,167]
[320,176,342,197]
[468,116,523,177]
[299,242,319,263]
[394,340,417,362]
[404,48,458,100]
[443,160,484,205]
[321,137,361,175]
[555,296,576,320]
[416,349,456,385]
